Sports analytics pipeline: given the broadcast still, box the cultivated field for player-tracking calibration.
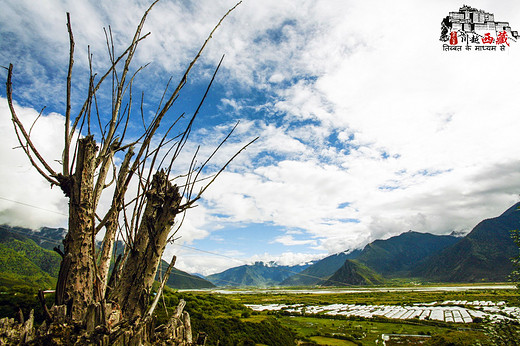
[192,284,520,345]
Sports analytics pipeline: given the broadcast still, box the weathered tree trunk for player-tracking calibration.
[110,170,182,319]
[97,147,135,298]
[55,135,98,321]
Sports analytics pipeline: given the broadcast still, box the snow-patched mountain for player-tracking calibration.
[280,250,362,286]
[206,261,311,287]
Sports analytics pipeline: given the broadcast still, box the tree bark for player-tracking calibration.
[55,135,98,321]
[98,147,134,297]
[110,170,182,319]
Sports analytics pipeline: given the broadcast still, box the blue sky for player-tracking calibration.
[2,0,520,275]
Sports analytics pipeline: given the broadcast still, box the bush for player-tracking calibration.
[192,317,296,345]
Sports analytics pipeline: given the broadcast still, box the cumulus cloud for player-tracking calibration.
[171,250,245,277]
[0,98,68,229]
[273,235,318,247]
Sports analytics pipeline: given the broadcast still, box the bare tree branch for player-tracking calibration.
[99,0,160,162]
[121,1,243,196]
[148,255,176,317]
[69,32,151,141]
[28,107,45,138]
[63,12,75,176]
[181,136,259,210]
[6,64,59,186]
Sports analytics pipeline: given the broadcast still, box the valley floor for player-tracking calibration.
[194,284,520,345]
[199,283,517,295]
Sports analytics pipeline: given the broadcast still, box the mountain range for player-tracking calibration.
[2,202,519,289]
[207,202,520,287]
[206,261,310,287]
[412,203,520,282]
[279,231,460,287]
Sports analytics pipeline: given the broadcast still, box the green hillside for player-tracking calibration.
[0,225,215,291]
[354,231,460,277]
[413,203,520,282]
[0,228,60,289]
[322,259,384,286]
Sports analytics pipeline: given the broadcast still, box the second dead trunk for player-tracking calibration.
[110,170,182,319]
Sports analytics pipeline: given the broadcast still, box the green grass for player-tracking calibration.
[276,316,492,345]
[310,335,358,345]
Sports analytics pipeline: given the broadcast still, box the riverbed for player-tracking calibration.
[191,284,516,295]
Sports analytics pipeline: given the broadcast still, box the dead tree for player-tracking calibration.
[4,0,253,343]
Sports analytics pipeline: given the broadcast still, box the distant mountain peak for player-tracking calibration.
[323,259,384,286]
[450,229,470,237]
[341,248,360,255]
[248,261,279,268]
[207,261,312,287]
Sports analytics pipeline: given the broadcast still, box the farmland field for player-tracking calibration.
[183,284,520,345]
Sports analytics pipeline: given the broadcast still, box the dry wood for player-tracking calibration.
[58,136,98,321]
[148,255,177,317]
[110,171,182,319]
[6,64,59,186]
[63,12,74,176]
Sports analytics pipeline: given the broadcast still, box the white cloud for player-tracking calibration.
[172,252,244,277]
[0,98,68,229]
[272,235,318,247]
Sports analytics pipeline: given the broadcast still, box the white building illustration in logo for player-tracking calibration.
[440,5,518,43]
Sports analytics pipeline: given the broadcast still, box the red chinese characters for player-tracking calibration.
[449,31,458,45]
[481,33,494,44]
[496,30,510,46]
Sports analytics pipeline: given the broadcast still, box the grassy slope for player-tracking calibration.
[413,203,520,282]
[323,259,385,286]
[0,229,60,289]
[354,231,460,278]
